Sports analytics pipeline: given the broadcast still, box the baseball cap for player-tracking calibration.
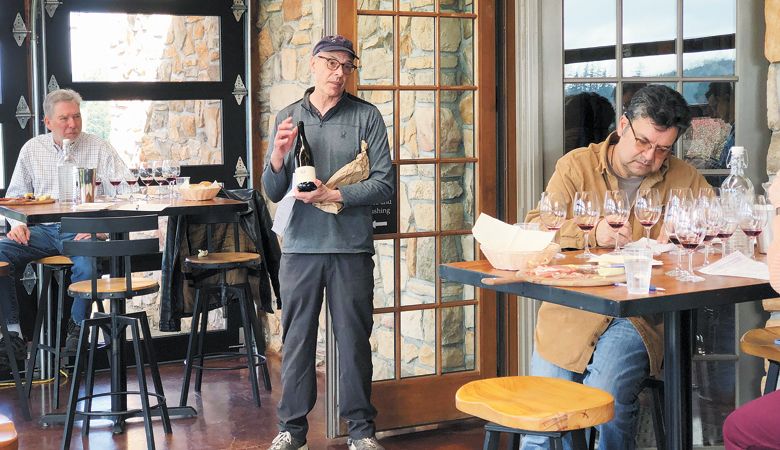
[312,35,359,60]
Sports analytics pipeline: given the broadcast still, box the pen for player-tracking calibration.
[613,282,666,292]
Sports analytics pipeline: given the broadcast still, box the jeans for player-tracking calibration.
[521,318,649,450]
[0,223,92,325]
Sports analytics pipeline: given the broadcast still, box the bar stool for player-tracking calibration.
[455,376,614,450]
[60,215,171,450]
[0,262,31,421]
[739,326,780,394]
[23,255,72,409]
[642,377,666,450]
[179,210,271,409]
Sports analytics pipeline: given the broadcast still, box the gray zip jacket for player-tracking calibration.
[262,87,395,254]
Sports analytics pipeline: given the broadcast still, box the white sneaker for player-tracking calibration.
[268,431,308,450]
[348,437,385,450]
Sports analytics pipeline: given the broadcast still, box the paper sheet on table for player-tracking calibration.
[698,251,770,280]
[471,213,555,252]
[110,202,168,212]
[75,202,112,211]
[272,189,296,236]
[588,253,664,266]
[624,238,677,254]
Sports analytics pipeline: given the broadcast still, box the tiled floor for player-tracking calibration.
[0,353,488,449]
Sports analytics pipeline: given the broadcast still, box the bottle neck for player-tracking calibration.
[729,156,746,176]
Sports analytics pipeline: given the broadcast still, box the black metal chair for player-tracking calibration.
[642,377,666,450]
[179,209,270,409]
[60,215,171,450]
[0,261,31,421]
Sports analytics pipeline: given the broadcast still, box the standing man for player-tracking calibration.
[262,35,394,450]
[524,85,709,449]
[0,88,127,369]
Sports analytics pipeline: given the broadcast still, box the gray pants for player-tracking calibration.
[277,253,377,442]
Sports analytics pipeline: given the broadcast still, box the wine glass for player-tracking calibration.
[124,167,139,202]
[663,190,691,278]
[538,191,567,259]
[152,160,167,198]
[139,162,154,201]
[697,195,722,267]
[603,190,630,254]
[162,160,180,200]
[573,191,600,259]
[714,196,739,257]
[738,194,768,259]
[634,188,662,247]
[674,199,706,282]
[108,171,123,201]
[94,173,104,198]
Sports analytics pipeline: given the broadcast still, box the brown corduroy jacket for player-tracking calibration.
[525,133,710,376]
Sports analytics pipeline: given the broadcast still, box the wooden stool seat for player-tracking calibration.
[740,326,780,361]
[69,278,158,298]
[0,415,18,450]
[34,255,73,266]
[185,251,260,267]
[456,376,614,432]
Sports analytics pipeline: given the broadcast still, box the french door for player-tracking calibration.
[38,0,251,360]
[331,0,498,435]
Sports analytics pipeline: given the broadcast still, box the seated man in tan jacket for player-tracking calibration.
[523,85,709,450]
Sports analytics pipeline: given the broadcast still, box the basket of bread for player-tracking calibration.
[179,181,221,201]
[473,213,560,271]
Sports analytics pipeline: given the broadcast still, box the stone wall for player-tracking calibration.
[257,0,325,356]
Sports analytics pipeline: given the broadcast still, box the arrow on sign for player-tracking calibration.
[373,221,388,228]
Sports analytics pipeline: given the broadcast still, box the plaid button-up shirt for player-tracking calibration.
[5,132,127,227]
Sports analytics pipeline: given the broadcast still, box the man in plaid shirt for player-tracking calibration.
[0,89,126,369]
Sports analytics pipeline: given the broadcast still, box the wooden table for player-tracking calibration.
[0,198,247,431]
[439,250,778,450]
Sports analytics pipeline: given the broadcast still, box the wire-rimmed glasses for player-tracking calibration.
[603,190,630,254]
[573,191,600,259]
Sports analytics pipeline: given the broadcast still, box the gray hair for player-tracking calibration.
[43,89,83,118]
[624,85,692,136]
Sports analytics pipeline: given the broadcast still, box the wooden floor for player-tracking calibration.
[0,353,488,449]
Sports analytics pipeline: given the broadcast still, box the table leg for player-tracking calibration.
[664,310,693,450]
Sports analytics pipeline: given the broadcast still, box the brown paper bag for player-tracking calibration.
[314,140,370,214]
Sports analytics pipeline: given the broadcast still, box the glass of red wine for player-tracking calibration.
[162,160,180,200]
[139,162,154,201]
[603,189,630,254]
[152,160,167,198]
[634,188,662,247]
[573,190,600,259]
[738,194,768,260]
[697,195,722,267]
[108,172,123,200]
[663,189,692,278]
[124,166,139,202]
[674,199,706,282]
[714,195,738,257]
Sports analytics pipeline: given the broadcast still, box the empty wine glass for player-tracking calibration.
[664,190,692,278]
[738,194,768,259]
[697,195,722,267]
[573,191,600,259]
[539,191,567,259]
[634,188,662,247]
[603,190,630,254]
[674,199,706,282]
[714,195,739,256]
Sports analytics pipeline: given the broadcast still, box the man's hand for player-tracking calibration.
[6,224,30,245]
[594,219,632,247]
[768,177,780,208]
[74,233,108,241]
[293,180,342,204]
[270,117,298,173]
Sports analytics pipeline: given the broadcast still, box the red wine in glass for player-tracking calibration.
[141,177,154,187]
[109,179,122,187]
[703,234,717,242]
[640,221,655,228]
[742,229,762,237]
[716,231,733,239]
[95,179,103,187]
[577,223,594,232]
[668,235,680,246]
[607,221,625,230]
[126,179,138,187]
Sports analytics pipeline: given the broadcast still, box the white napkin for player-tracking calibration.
[624,238,677,254]
[75,202,112,211]
[472,213,555,252]
[110,201,168,212]
[272,189,296,237]
[587,253,663,266]
[698,251,770,281]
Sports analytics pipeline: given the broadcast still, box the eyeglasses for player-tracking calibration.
[317,55,358,74]
[625,115,674,156]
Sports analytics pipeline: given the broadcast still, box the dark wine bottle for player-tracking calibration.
[294,121,317,192]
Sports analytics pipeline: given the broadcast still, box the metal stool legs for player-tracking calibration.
[179,280,270,408]
[482,423,590,450]
[61,312,171,450]
[0,308,30,421]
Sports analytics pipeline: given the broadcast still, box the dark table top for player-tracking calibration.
[439,250,779,317]
[0,198,247,224]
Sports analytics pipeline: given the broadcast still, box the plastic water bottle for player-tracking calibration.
[57,138,77,205]
[721,146,753,255]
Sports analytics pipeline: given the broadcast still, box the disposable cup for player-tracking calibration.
[623,247,653,295]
